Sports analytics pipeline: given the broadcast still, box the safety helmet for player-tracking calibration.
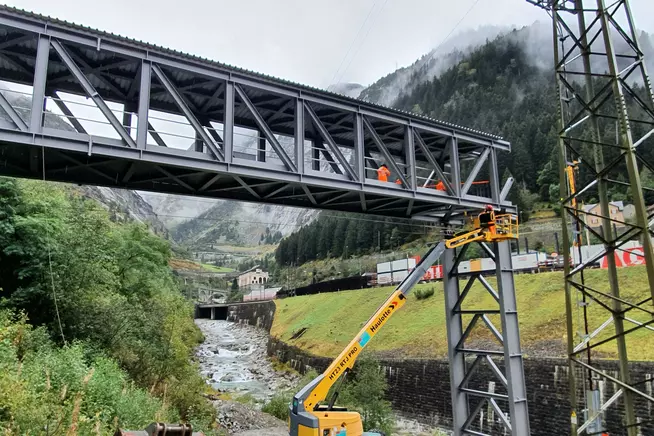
[485,204,493,211]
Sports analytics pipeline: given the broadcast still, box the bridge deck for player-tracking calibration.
[0,6,514,221]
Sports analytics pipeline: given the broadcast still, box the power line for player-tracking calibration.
[329,0,378,87]
[334,0,391,86]
[42,146,66,345]
[429,0,481,57]
[146,213,441,235]
[65,204,445,233]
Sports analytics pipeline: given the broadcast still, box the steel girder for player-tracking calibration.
[0,6,514,221]
[443,242,530,436]
[530,0,654,435]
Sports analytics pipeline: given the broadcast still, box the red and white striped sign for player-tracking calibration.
[422,265,443,280]
[600,246,646,268]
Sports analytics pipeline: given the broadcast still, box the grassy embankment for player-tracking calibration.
[271,266,654,361]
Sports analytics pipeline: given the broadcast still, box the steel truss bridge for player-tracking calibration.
[0,6,530,436]
[0,6,514,222]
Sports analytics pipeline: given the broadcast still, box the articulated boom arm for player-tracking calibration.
[289,212,518,435]
[290,242,447,424]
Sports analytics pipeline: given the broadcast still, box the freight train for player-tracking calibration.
[376,239,650,285]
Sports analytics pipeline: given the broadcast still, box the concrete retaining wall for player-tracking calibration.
[268,337,654,435]
[226,300,276,331]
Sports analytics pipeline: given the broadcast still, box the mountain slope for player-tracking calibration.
[385,23,654,199]
[172,200,316,247]
[359,24,512,105]
[359,22,654,106]
[138,192,217,228]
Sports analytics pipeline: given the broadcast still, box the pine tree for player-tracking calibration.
[332,218,349,257]
[356,219,374,254]
[343,221,358,258]
[389,227,401,250]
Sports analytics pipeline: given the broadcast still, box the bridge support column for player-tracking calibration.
[211,307,216,320]
[443,241,530,436]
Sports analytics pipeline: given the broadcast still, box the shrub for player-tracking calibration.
[415,287,435,300]
[338,355,393,434]
[0,310,178,434]
[261,369,319,421]
[0,179,217,433]
[262,393,292,420]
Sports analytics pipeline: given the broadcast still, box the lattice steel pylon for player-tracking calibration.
[528,0,654,435]
[443,241,530,436]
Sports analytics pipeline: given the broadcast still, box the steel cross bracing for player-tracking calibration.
[443,241,530,436]
[0,6,514,222]
[529,0,654,435]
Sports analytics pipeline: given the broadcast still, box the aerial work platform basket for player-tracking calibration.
[445,210,519,249]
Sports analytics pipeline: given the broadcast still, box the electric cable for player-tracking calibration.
[333,0,390,85]
[429,0,482,58]
[42,146,67,346]
[329,0,378,87]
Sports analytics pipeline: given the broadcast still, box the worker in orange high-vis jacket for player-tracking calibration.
[435,180,446,191]
[377,164,391,182]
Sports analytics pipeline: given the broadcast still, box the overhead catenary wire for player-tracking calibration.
[86,191,448,230]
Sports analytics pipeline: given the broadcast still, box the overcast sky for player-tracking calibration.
[4,0,654,89]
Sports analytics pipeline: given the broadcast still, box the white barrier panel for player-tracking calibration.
[377,262,391,274]
[378,273,393,285]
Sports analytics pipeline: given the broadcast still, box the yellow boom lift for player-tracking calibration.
[288,207,518,436]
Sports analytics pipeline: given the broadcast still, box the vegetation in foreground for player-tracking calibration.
[271,266,654,360]
[0,178,215,434]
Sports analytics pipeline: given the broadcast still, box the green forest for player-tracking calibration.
[275,35,654,267]
[274,213,427,266]
[0,178,215,434]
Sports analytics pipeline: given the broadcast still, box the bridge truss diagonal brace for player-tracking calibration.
[443,242,530,436]
[50,92,87,134]
[0,91,27,131]
[414,129,455,195]
[461,148,490,197]
[304,102,358,181]
[50,40,137,148]
[234,84,296,172]
[313,138,343,175]
[363,116,408,188]
[151,64,224,161]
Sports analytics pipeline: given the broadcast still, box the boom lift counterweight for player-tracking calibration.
[289,209,519,436]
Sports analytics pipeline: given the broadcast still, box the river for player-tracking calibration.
[195,319,298,401]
